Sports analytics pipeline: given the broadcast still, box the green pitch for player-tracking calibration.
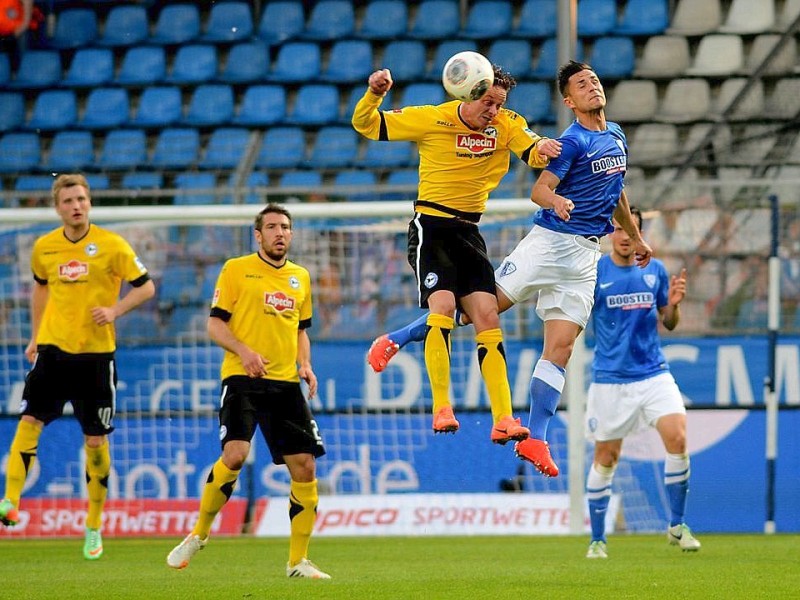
[1,534,798,599]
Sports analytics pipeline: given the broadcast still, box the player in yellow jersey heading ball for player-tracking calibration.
[352,65,561,442]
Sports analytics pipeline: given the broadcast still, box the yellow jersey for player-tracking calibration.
[31,224,150,354]
[210,253,312,382]
[352,90,549,219]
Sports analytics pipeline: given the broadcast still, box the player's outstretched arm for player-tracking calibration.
[614,191,652,266]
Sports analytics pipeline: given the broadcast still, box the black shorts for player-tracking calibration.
[219,376,326,465]
[407,213,496,308]
[21,345,117,436]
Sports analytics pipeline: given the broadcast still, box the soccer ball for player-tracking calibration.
[442,51,494,102]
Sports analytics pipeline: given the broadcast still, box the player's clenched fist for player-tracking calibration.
[368,69,393,96]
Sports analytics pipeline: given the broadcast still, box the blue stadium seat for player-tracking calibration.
[116,311,161,346]
[302,0,355,40]
[98,130,147,171]
[381,40,426,82]
[0,53,9,86]
[199,127,250,170]
[95,5,148,47]
[613,0,669,36]
[460,0,513,39]
[0,133,41,173]
[26,90,77,131]
[183,85,234,127]
[233,85,286,127]
[115,46,166,86]
[46,130,94,171]
[409,0,459,39]
[427,40,478,80]
[256,127,306,169]
[383,169,418,200]
[13,175,52,195]
[79,88,130,130]
[286,84,339,126]
[86,174,109,191]
[0,92,24,132]
[219,41,269,83]
[9,50,61,89]
[505,82,554,124]
[512,0,557,38]
[151,128,200,170]
[121,172,163,191]
[163,306,204,336]
[400,83,445,106]
[62,48,113,88]
[149,3,201,45]
[333,169,377,201]
[321,40,373,84]
[49,8,98,49]
[166,45,218,84]
[280,170,322,188]
[342,87,393,124]
[200,263,222,298]
[201,2,254,43]
[131,87,183,128]
[588,37,636,80]
[577,0,617,37]
[307,127,358,169]
[487,40,532,79]
[257,0,304,45]
[174,172,218,205]
[157,264,200,306]
[358,0,408,40]
[268,42,321,82]
[532,38,583,79]
[359,141,412,169]
[224,172,269,204]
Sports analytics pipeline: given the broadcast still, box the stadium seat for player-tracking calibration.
[604,80,657,123]
[163,306,205,337]
[487,40,532,80]
[158,264,201,306]
[381,40,426,82]
[257,0,304,45]
[151,128,200,170]
[95,5,148,47]
[201,2,254,42]
[333,169,377,202]
[9,50,61,89]
[0,132,41,173]
[713,79,766,122]
[256,127,306,169]
[280,170,322,188]
[45,131,94,171]
[460,0,513,39]
[183,85,235,127]
[342,87,393,124]
[409,0,460,40]
[512,0,556,38]
[686,35,744,77]
[778,0,800,28]
[286,84,339,126]
[719,0,775,34]
[62,48,113,88]
[505,82,554,124]
[233,85,286,127]
[744,35,796,76]
[307,127,358,169]
[684,123,732,165]
[612,0,668,36]
[174,172,218,205]
[79,87,130,130]
[219,41,270,83]
[577,0,616,36]
[0,92,24,132]
[588,37,635,80]
[400,82,446,106]
[131,87,183,127]
[383,169,418,200]
[634,36,690,79]
[199,127,251,170]
[121,172,163,192]
[301,0,355,40]
[359,141,412,169]
[267,42,321,83]
[666,0,722,36]
[763,78,800,120]
[26,90,77,131]
[656,79,711,124]
[149,4,201,45]
[427,40,478,80]
[321,40,373,84]
[49,8,98,49]
[224,172,269,204]
[532,38,583,80]
[116,46,166,86]
[628,123,679,165]
[166,45,218,84]
[98,130,147,171]
[358,0,408,39]
[0,53,9,86]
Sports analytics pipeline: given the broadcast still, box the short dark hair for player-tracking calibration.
[255,203,292,230]
[629,206,643,230]
[491,64,517,92]
[557,60,595,97]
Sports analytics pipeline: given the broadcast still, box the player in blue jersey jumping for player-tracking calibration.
[585,206,700,558]
[366,60,652,477]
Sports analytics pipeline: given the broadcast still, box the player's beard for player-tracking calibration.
[262,244,287,262]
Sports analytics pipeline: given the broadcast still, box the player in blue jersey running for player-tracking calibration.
[585,207,700,558]
[366,61,653,477]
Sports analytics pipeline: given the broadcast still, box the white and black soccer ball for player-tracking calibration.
[441,51,494,102]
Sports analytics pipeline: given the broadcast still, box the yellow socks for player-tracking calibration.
[85,439,111,530]
[4,420,42,507]
[424,313,454,413]
[192,459,240,540]
[475,328,513,423]
[288,479,319,566]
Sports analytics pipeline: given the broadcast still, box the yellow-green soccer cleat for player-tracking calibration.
[0,498,19,527]
[586,540,608,559]
[83,528,104,560]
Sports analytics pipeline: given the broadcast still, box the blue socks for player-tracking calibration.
[586,463,615,543]
[665,453,690,527]
[527,359,565,440]
[388,313,429,348]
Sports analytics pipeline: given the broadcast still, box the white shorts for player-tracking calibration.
[494,225,601,328]
[585,372,686,442]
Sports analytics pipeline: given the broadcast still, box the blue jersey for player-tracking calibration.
[533,120,627,237]
[591,254,670,383]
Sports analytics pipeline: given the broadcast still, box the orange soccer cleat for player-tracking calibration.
[514,438,559,477]
[432,406,459,434]
[490,416,530,445]
[366,334,399,373]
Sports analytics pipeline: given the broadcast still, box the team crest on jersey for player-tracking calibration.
[498,261,516,277]
[58,260,89,280]
[219,425,227,441]
[84,243,98,257]
[212,288,220,305]
[288,275,300,289]
[483,126,497,138]
[456,133,496,154]
[265,291,295,311]
[643,274,657,288]
[424,272,438,288]
[588,417,597,433]
[616,139,626,153]
[134,256,147,273]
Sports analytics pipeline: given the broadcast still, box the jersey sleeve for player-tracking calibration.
[544,136,581,181]
[113,235,149,285]
[503,111,549,169]
[352,88,432,142]
[30,237,47,283]
[211,260,236,314]
[655,261,670,309]
[299,269,313,326]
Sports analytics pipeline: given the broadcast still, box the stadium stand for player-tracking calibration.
[115,46,167,86]
[62,48,113,88]
[257,0,305,45]
[95,4,149,47]
[149,4,201,45]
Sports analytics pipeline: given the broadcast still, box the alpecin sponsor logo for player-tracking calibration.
[591,155,627,174]
[58,260,89,280]
[456,134,496,154]
[265,291,295,312]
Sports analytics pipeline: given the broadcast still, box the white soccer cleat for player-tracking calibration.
[286,558,331,580]
[668,523,701,552]
[585,540,608,559]
[167,534,207,569]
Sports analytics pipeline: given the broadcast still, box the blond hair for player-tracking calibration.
[51,173,90,205]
